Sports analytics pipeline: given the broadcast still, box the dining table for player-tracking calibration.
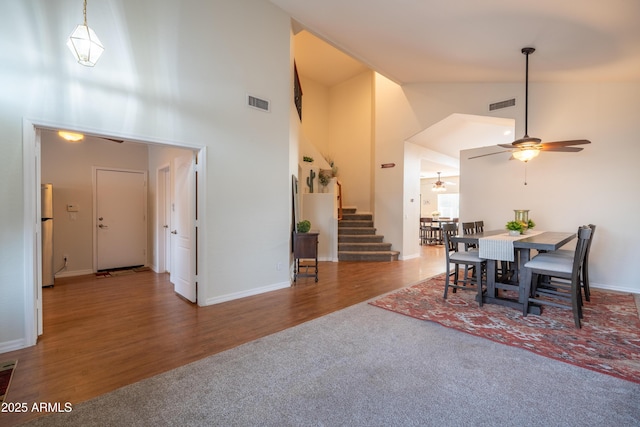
[452,229,576,314]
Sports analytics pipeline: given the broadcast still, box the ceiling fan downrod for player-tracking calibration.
[522,47,535,139]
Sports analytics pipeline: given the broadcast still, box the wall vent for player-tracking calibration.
[247,95,270,112]
[489,98,516,111]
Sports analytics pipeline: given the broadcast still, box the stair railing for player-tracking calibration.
[336,180,343,220]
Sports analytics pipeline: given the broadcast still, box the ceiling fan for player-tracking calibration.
[469,47,590,162]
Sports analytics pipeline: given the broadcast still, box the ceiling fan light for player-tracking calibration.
[512,148,540,162]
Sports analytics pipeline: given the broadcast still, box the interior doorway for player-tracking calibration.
[22,119,207,347]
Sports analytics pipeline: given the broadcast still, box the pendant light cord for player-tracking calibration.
[83,0,88,26]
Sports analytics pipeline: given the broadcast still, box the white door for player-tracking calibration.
[171,155,196,302]
[96,169,147,271]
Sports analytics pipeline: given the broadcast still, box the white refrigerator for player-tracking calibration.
[41,183,54,287]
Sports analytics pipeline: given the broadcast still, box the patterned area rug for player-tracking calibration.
[370,274,640,384]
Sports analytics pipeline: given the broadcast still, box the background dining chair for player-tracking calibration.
[474,220,484,233]
[522,226,592,328]
[535,224,595,301]
[420,217,437,245]
[442,223,486,306]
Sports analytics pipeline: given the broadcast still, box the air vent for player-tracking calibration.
[247,95,270,112]
[489,98,516,111]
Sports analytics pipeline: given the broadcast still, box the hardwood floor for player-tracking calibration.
[2,245,445,426]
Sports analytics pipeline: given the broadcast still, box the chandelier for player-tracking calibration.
[432,172,446,192]
[67,0,104,66]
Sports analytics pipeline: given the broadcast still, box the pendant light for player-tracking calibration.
[67,0,104,67]
[432,172,446,192]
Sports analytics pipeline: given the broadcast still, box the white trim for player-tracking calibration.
[156,163,171,274]
[196,147,208,306]
[591,283,639,295]
[206,281,290,306]
[0,339,27,354]
[22,117,209,349]
[22,119,39,347]
[55,269,95,278]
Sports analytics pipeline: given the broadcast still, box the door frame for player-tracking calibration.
[156,164,171,273]
[22,118,208,347]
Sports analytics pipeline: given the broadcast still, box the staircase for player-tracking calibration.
[338,208,400,261]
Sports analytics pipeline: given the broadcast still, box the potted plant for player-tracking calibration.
[506,220,525,236]
[296,220,311,233]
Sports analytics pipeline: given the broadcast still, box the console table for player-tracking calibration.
[293,232,319,282]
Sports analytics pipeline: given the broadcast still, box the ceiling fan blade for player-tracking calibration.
[103,138,124,143]
[541,139,591,147]
[468,150,511,160]
[540,146,583,152]
[498,144,516,149]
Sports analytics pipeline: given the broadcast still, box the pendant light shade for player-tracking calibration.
[67,0,103,67]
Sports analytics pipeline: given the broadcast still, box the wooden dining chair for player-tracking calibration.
[535,224,596,302]
[442,223,486,306]
[474,220,484,233]
[522,226,592,328]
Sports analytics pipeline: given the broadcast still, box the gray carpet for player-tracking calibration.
[26,301,640,426]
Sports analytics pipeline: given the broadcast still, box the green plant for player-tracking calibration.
[505,220,525,233]
[527,219,536,229]
[306,169,316,193]
[303,156,314,163]
[296,220,311,233]
[318,169,332,186]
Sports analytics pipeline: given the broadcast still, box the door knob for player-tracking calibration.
[163,225,169,229]
[98,224,108,229]
[171,230,178,234]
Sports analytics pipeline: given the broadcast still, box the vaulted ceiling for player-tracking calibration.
[275,0,640,84]
[277,0,640,179]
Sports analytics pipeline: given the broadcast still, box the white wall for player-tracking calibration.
[299,71,374,212]
[1,0,293,352]
[376,78,640,292]
[328,72,374,212]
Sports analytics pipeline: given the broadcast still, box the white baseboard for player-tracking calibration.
[591,282,639,295]
[205,281,290,306]
[55,269,94,278]
[0,338,27,354]
[400,253,420,261]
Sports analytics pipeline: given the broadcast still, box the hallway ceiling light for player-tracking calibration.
[58,131,84,142]
[67,0,104,67]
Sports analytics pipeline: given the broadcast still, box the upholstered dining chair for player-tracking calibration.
[442,222,486,306]
[522,226,592,328]
[474,220,484,233]
[534,224,596,302]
